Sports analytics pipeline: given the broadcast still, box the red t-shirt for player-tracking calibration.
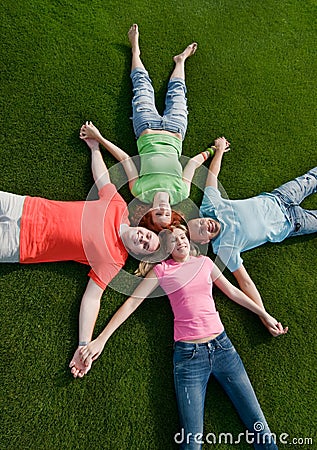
[19,184,129,290]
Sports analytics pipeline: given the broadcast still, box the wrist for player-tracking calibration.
[78,341,90,347]
[200,150,210,161]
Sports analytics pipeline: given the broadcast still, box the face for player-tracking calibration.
[169,228,190,261]
[125,226,160,255]
[187,218,221,244]
[151,204,172,227]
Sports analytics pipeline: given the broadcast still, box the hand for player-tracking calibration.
[79,121,101,151]
[80,121,102,141]
[69,347,93,378]
[261,314,288,337]
[79,338,105,368]
[213,136,231,153]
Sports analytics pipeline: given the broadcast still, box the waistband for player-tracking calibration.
[174,330,227,349]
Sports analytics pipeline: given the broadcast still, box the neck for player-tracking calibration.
[119,225,129,247]
[153,191,170,206]
[172,255,190,263]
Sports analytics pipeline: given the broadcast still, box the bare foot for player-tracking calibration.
[128,24,140,54]
[173,43,198,64]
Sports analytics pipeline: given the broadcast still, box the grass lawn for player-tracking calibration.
[1,0,316,449]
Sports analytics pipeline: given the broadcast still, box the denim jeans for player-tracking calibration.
[271,167,317,237]
[173,331,278,449]
[130,68,188,140]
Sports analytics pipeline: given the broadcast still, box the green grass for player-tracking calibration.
[1,0,316,449]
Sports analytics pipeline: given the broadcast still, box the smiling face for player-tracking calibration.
[168,227,190,261]
[124,226,160,255]
[187,218,221,244]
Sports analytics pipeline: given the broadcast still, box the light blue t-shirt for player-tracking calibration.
[200,186,293,272]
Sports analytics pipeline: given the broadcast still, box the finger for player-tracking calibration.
[69,360,75,368]
[71,367,79,378]
[275,322,283,332]
[84,354,92,366]
[80,348,89,360]
[79,347,86,356]
[91,353,99,362]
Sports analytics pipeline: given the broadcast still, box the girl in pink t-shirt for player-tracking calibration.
[79,225,287,448]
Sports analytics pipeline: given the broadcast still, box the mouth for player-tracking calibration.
[176,243,188,251]
[207,221,214,234]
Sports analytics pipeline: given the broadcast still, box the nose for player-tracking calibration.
[201,222,207,232]
[139,235,146,244]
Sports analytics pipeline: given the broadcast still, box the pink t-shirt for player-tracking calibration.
[153,255,224,341]
[20,183,129,290]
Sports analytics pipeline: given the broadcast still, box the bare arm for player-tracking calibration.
[89,141,111,190]
[79,271,160,369]
[80,121,139,191]
[212,264,288,336]
[69,279,104,378]
[182,151,210,191]
[231,264,288,336]
[205,137,230,188]
[232,264,264,308]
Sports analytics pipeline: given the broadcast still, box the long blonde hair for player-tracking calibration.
[135,224,200,277]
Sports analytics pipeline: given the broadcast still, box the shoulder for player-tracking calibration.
[201,186,221,209]
[196,255,214,269]
[98,183,126,205]
[203,186,221,199]
[153,258,174,277]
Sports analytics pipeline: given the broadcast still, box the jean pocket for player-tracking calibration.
[216,336,235,351]
[173,346,198,366]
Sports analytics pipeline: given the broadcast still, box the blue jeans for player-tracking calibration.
[173,331,278,449]
[130,68,188,140]
[271,167,317,237]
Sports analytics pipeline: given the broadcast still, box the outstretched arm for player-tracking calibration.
[229,264,288,336]
[233,264,265,309]
[80,121,139,191]
[205,136,230,188]
[212,264,288,336]
[69,279,104,378]
[78,271,159,371]
[182,151,210,191]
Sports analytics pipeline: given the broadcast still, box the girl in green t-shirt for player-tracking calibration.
[80,24,210,232]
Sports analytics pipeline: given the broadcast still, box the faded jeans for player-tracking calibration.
[130,68,188,140]
[173,331,278,449]
[271,167,317,237]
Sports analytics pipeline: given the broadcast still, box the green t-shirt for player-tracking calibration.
[131,134,189,205]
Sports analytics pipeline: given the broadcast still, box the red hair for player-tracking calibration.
[130,204,185,233]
